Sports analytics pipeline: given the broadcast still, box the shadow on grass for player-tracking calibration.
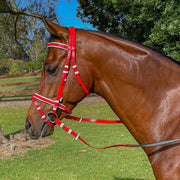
[0,94,32,102]
[5,129,26,140]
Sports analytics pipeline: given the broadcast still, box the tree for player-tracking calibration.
[77,0,180,60]
[0,14,29,60]
[8,59,26,75]
[28,34,46,71]
[0,0,59,61]
[143,2,180,60]
[0,48,10,75]
[0,59,10,75]
[0,0,58,19]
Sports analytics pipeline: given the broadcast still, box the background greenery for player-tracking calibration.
[0,0,59,75]
[77,0,180,60]
[0,0,179,76]
[0,103,155,180]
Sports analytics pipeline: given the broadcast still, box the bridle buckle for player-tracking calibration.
[47,112,59,124]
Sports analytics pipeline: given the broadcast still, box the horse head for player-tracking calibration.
[26,19,93,139]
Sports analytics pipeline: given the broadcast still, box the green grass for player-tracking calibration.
[0,84,39,92]
[0,76,40,84]
[0,103,155,180]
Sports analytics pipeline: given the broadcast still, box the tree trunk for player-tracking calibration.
[0,126,8,144]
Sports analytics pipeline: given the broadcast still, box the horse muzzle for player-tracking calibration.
[25,118,54,139]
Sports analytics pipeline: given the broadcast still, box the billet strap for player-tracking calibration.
[65,115,123,124]
[70,27,90,95]
[72,62,90,95]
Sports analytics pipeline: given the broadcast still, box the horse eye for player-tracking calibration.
[45,66,57,75]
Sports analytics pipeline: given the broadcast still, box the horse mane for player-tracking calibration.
[78,28,179,66]
[48,34,61,42]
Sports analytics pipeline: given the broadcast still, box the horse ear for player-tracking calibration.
[42,18,68,38]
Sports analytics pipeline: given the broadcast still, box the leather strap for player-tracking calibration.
[65,115,122,124]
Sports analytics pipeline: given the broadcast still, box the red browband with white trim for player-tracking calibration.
[47,42,69,50]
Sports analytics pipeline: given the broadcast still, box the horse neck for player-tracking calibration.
[79,30,180,146]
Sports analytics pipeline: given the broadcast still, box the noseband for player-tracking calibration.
[31,27,180,149]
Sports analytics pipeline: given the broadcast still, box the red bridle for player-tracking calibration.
[31,27,180,149]
[31,27,132,149]
[32,27,89,116]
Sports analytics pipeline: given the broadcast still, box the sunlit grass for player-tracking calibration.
[0,76,40,84]
[0,103,155,180]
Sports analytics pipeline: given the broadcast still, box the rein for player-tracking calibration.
[31,27,180,149]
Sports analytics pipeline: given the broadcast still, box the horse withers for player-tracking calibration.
[26,19,180,179]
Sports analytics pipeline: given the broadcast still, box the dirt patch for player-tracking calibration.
[0,96,106,159]
[0,132,55,159]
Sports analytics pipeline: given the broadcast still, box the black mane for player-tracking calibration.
[48,34,59,42]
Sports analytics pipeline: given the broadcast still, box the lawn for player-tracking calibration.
[0,76,40,84]
[0,103,155,180]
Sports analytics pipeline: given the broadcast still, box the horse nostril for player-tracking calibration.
[25,121,39,139]
[25,121,34,137]
[25,121,31,131]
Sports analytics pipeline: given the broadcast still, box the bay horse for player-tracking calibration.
[26,19,180,180]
